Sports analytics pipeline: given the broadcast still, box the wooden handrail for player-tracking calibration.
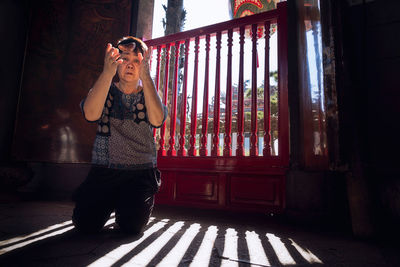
[147,2,288,161]
[145,3,284,47]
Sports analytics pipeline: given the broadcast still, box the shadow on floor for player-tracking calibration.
[0,201,399,267]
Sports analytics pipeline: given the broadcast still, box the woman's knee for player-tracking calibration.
[116,197,154,233]
[116,215,149,234]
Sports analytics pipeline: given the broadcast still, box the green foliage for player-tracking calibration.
[270,70,278,84]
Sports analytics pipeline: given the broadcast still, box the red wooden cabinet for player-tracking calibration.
[148,2,288,213]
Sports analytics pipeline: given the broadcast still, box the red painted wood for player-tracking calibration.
[263,22,271,156]
[188,37,200,156]
[153,45,162,139]
[158,43,171,157]
[236,26,245,157]
[168,41,181,156]
[212,32,222,156]
[250,23,258,156]
[145,2,289,214]
[155,171,175,204]
[158,156,287,173]
[157,169,286,213]
[200,35,211,156]
[178,39,190,156]
[224,29,233,156]
[175,173,218,202]
[146,8,280,47]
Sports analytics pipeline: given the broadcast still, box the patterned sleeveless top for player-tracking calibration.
[81,83,167,169]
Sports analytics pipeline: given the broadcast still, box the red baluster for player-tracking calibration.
[211,32,222,156]
[153,46,162,139]
[263,21,271,156]
[158,43,171,157]
[188,37,200,156]
[250,24,258,156]
[236,26,245,156]
[200,34,210,156]
[224,29,233,156]
[178,39,190,156]
[168,41,180,156]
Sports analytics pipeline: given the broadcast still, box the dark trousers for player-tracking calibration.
[72,166,161,234]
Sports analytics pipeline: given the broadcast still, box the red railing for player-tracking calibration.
[146,2,288,167]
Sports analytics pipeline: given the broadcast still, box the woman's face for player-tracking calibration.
[117,51,143,82]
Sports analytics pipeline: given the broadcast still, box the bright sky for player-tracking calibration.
[152,0,232,38]
[150,0,279,116]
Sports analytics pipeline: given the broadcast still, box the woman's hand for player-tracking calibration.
[103,43,123,77]
[139,46,153,79]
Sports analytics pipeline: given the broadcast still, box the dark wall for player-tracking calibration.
[284,0,351,230]
[1,0,134,200]
[341,0,400,237]
[342,0,400,170]
[0,0,29,162]
[12,0,132,163]
[285,0,400,237]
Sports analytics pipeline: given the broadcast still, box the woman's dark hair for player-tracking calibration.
[116,36,148,55]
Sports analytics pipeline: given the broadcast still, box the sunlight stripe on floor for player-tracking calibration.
[189,225,218,267]
[221,228,239,267]
[87,219,169,267]
[156,223,201,266]
[0,220,73,247]
[245,230,271,267]
[121,221,185,267]
[0,225,74,256]
[266,233,296,265]
[289,238,323,264]
[104,213,116,227]
[0,216,116,256]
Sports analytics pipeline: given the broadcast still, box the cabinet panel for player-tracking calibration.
[230,175,281,206]
[175,173,219,203]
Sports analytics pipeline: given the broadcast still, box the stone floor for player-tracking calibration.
[0,201,398,267]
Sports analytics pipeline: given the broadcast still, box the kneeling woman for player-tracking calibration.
[72,36,167,234]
